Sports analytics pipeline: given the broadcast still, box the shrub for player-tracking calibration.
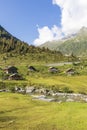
[0,81,6,89]
[62,87,73,93]
[9,86,15,93]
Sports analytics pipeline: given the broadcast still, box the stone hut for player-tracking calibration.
[4,66,18,74]
[49,67,58,73]
[66,68,75,76]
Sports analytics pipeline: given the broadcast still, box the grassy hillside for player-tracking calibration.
[0,93,87,130]
[40,40,62,50]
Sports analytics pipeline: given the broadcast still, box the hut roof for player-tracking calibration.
[66,68,75,73]
[4,66,18,70]
[28,66,37,71]
[49,67,58,72]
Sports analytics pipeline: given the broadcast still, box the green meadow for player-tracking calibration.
[0,54,87,130]
[0,93,87,130]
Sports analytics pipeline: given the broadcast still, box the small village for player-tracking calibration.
[2,64,78,80]
[0,62,87,103]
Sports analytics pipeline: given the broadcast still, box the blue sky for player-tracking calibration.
[0,0,61,45]
[0,0,87,45]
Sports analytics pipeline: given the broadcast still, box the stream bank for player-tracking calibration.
[1,86,87,103]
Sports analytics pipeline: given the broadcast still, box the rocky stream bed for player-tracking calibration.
[1,86,87,103]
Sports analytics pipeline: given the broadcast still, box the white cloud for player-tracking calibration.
[34,25,62,46]
[34,0,87,45]
[53,0,87,34]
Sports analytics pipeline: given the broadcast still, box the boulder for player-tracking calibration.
[25,86,35,93]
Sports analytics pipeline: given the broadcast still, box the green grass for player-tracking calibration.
[0,75,87,94]
[0,93,87,130]
[26,75,87,93]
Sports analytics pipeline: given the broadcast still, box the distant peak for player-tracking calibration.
[0,25,2,28]
[79,26,87,32]
[0,25,4,31]
[76,26,87,37]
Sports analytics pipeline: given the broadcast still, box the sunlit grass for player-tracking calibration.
[27,75,87,93]
[0,93,87,130]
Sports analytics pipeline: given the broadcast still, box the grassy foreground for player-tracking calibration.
[0,93,87,130]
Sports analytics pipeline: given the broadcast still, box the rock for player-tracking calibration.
[34,89,40,93]
[25,86,35,93]
[83,98,87,102]
[39,88,46,94]
[15,86,25,93]
[46,90,54,96]
[32,95,46,99]
[31,95,54,102]
[66,98,74,102]
[0,89,6,92]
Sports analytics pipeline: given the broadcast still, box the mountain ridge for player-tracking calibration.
[40,27,87,56]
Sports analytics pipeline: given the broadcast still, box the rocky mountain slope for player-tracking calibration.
[40,27,87,56]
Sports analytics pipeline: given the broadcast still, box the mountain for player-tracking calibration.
[0,25,18,40]
[0,25,30,53]
[0,25,67,62]
[40,27,87,56]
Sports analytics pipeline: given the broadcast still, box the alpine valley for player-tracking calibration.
[1,25,87,130]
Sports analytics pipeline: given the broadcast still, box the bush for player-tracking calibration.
[51,85,60,92]
[9,86,15,93]
[62,87,73,93]
[78,91,87,95]
[0,82,6,89]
